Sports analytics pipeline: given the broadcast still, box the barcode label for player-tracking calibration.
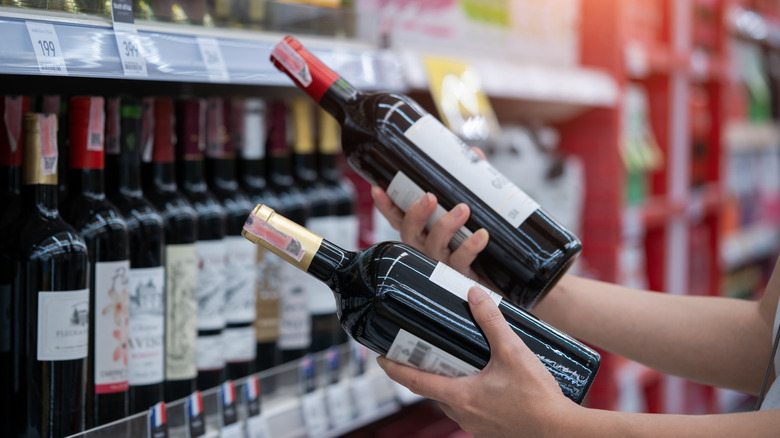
[386,329,479,378]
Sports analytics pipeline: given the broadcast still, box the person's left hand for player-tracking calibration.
[377,286,580,438]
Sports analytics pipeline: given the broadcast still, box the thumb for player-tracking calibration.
[468,286,518,354]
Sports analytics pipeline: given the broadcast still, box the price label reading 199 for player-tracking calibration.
[25,22,68,75]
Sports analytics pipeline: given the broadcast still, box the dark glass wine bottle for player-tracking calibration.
[105,97,167,413]
[4,114,89,438]
[176,98,228,390]
[242,205,600,404]
[0,95,29,229]
[141,97,198,402]
[271,36,582,310]
[236,98,284,372]
[61,96,130,428]
[204,97,256,380]
[290,97,341,354]
[266,100,311,363]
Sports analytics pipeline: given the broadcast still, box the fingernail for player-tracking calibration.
[453,204,467,218]
[474,228,489,244]
[468,287,487,305]
[420,193,434,209]
[376,356,387,369]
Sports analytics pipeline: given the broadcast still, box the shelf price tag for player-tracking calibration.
[25,22,68,76]
[196,37,230,82]
[219,380,242,438]
[243,376,270,438]
[186,391,206,438]
[111,0,148,77]
[146,402,169,438]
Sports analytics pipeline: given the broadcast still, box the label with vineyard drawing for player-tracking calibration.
[165,244,197,380]
[196,239,227,330]
[36,288,89,361]
[128,266,165,386]
[94,260,131,394]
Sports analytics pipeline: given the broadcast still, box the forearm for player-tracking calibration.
[533,275,772,393]
[558,405,780,438]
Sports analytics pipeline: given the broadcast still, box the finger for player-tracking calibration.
[470,146,487,161]
[371,186,404,231]
[425,203,471,262]
[377,356,454,402]
[448,228,489,273]
[399,192,437,248]
[468,287,521,357]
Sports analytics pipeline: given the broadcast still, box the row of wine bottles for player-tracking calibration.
[0,93,357,438]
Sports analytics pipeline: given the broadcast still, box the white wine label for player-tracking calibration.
[254,247,282,343]
[277,263,311,350]
[37,289,89,361]
[25,21,68,76]
[404,114,539,229]
[94,260,131,394]
[165,244,198,380]
[325,383,355,425]
[195,239,227,330]
[0,284,10,353]
[430,262,503,306]
[224,236,257,324]
[223,326,256,363]
[128,266,165,386]
[301,390,330,436]
[196,333,225,371]
[305,217,337,315]
[242,99,267,160]
[387,171,472,247]
[387,329,479,377]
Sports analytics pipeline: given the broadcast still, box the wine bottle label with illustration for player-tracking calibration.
[0,284,9,352]
[429,262,503,306]
[196,333,225,371]
[403,114,539,229]
[254,246,282,343]
[304,217,337,314]
[36,288,89,361]
[94,260,131,394]
[128,266,165,386]
[387,171,472,247]
[386,328,479,377]
[224,236,256,324]
[165,243,198,380]
[195,239,227,330]
[223,326,256,363]
[277,263,311,350]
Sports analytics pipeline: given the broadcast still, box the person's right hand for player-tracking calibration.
[371,185,491,286]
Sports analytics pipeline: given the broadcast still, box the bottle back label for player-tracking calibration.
[304,217,337,315]
[403,114,539,229]
[37,289,89,361]
[386,328,479,377]
[277,263,311,350]
[224,236,256,324]
[128,266,165,386]
[94,260,131,394]
[196,239,227,330]
[196,332,225,371]
[429,262,503,306]
[165,244,198,380]
[254,247,281,343]
[224,325,256,363]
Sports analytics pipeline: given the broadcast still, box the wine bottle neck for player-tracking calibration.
[143,162,178,194]
[106,155,142,197]
[0,166,20,195]
[68,168,106,198]
[293,152,318,185]
[237,158,267,192]
[318,153,340,184]
[22,184,59,216]
[178,159,207,192]
[267,154,294,187]
[308,239,352,284]
[206,157,239,192]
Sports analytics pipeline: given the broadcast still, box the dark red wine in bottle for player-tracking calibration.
[3,114,89,438]
[242,205,600,404]
[271,36,582,310]
[105,97,166,413]
[61,96,130,428]
[176,98,228,390]
[204,97,256,380]
[290,98,342,354]
[266,100,311,363]
[141,97,199,402]
[235,98,283,372]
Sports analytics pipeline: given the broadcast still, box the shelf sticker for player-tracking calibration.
[197,37,230,82]
[220,380,238,427]
[111,0,149,77]
[186,391,206,438]
[25,22,68,76]
[146,402,169,438]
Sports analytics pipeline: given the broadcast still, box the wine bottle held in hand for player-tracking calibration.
[270,36,581,309]
[242,205,600,404]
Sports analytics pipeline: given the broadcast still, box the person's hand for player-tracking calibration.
[377,286,579,438]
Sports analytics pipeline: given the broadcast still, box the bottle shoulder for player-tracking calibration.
[9,213,89,262]
[61,194,129,238]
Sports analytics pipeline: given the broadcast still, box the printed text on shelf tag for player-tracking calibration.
[25,22,68,76]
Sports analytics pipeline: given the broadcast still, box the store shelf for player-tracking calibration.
[0,7,406,90]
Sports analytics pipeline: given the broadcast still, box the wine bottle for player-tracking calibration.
[317,108,356,346]
[176,98,228,390]
[271,36,582,310]
[266,100,311,363]
[242,205,600,404]
[204,97,257,380]
[60,96,130,428]
[0,95,29,229]
[236,98,284,372]
[105,97,167,413]
[290,97,342,354]
[3,114,90,438]
[141,97,199,402]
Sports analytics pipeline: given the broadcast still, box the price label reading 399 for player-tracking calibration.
[25,22,68,75]
[111,0,148,77]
